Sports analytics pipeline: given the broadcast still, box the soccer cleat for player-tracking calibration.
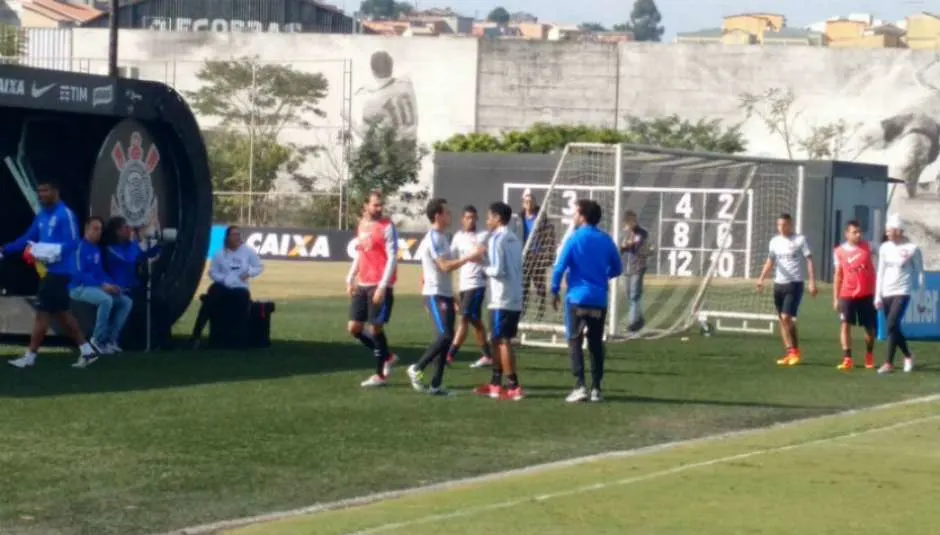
[360,374,388,388]
[473,384,501,399]
[877,363,894,375]
[776,354,801,366]
[864,353,875,369]
[469,356,493,369]
[9,354,36,368]
[501,386,525,401]
[904,357,914,373]
[406,365,426,392]
[837,357,854,371]
[446,355,454,366]
[382,353,399,377]
[566,386,589,403]
[71,354,98,369]
[590,388,603,403]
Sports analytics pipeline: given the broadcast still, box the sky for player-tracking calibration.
[382,0,929,39]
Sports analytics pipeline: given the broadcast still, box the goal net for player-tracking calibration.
[506,143,802,347]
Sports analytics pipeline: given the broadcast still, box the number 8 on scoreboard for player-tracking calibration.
[656,190,752,279]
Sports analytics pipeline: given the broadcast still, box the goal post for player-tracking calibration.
[507,143,803,347]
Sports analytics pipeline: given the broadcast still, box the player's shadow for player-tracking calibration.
[0,338,384,398]
[522,364,680,376]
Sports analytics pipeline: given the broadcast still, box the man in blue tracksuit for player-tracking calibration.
[71,216,134,355]
[0,179,98,368]
[550,199,623,403]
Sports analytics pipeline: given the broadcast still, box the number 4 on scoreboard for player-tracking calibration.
[674,192,693,219]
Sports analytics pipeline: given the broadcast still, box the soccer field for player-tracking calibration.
[0,261,937,535]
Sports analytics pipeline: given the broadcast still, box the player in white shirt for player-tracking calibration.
[446,205,495,369]
[407,199,483,395]
[875,214,924,374]
[351,51,418,141]
[756,213,818,366]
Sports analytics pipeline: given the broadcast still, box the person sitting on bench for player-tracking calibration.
[190,226,264,348]
[103,216,160,297]
[69,216,133,355]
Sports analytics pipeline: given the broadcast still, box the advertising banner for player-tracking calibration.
[876,271,940,341]
[208,225,424,263]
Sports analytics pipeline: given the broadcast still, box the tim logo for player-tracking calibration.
[111,132,160,236]
[904,290,937,325]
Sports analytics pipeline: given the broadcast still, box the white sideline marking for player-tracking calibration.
[167,394,940,535]
[347,412,940,534]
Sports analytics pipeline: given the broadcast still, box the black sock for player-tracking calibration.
[355,332,375,351]
[373,332,390,376]
[447,344,459,359]
[865,340,874,353]
[481,341,493,358]
[843,348,852,358]
[490,369,502,386]
[507,373,519,389]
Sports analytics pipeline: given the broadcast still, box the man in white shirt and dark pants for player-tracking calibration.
[190,226,264,347]
[756,213,818,366]
[875,214,924,374]
[447,205,494,369]
[407,199,482,395]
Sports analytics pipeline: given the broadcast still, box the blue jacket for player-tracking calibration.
[551,225,623,308]
[3,201,80,276]
[106,241,159,291]
[69,240,112,289]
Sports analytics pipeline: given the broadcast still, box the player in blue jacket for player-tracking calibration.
[550,199,623,403]
[0,179,98,368]
[103,216,160,294]
[70,217,134,355]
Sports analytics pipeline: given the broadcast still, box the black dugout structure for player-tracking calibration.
[0,65,211,348]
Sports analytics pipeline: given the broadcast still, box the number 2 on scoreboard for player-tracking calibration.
[668,250,693,276]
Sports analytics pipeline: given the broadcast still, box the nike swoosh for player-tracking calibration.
[31,82,55,98]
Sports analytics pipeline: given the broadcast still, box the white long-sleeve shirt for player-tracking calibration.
[210,244,264,290]
[875,240,924,300]
[484,226,523,311]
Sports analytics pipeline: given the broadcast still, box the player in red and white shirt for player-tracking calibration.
[346,191,400,388]
[832,220,877,371]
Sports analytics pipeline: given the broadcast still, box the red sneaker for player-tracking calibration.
[501,386,525,401]
[446,355,454,366]
[864,353,875,369]
[473,384,501,399]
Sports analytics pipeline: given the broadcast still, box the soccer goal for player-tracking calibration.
[506,143,803,348]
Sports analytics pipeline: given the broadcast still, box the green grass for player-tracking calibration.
[231,397,940,535]
[0,271,937,534]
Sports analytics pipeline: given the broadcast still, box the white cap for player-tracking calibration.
[885,214,904,231]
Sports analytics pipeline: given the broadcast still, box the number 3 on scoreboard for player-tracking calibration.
[668,250,693,276]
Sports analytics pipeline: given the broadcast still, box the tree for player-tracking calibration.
[0,24,26,60]
[358,0,414,20]
[185,57,329,224]
[346,120,429,224]
[434,118,746,154]
[579,22,608,32]
[740,88,859,160]
[486,7,511,24]
[619,0,664,42]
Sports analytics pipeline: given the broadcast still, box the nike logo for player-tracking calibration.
[31,82,55,98]
[848,254,861,263]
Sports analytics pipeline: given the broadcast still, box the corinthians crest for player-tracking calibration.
[110,131,161,237]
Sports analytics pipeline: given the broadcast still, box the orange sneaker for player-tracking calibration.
[837,357,854,371]
[501,386,525,401]
[864,353,875,369]
[776,352,801,366]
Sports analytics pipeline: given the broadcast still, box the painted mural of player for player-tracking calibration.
[856,112,940,199]
[349,51,419,141]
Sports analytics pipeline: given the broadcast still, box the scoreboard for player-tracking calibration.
[501,184,753,280]
[656,189,752,279]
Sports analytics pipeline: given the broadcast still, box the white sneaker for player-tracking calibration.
[71,354,99,369]
[89,339,110,355]
[590,388,603,403]
[383,353,399,377]
[470,356,493,369]
[904,357,914,373]
[107,343,123,354]
[566,386,588,403]
[407,365,426,392]
[877,363,894,375]
[360,374,388,388]
[9,354,36,368]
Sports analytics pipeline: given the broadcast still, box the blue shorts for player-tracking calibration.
[458,287,486,321]
[490,309,521,342]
